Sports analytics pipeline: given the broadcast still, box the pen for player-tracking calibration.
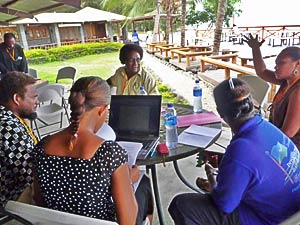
[150,148,156,157]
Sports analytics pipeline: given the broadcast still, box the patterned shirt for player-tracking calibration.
[33,139,127,222]
[107,66,159,95]
[0,105,35,207]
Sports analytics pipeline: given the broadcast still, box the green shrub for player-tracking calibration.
[25,42,123,64]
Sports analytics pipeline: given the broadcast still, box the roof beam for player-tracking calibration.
[1,0,18,8]
[0,7,33,18]
[54,0,81,8]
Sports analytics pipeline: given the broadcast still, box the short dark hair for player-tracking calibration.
[119,44,143,64]
[4,33,16,42]
[0,71,36,104]
[278,47,300,61]
[213,78,254,120]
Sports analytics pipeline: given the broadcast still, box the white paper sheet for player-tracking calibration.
[116,141,143,166]
[178,124,221,148]
[95,122,116,141]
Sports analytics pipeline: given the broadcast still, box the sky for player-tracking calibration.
[236,0,300,26]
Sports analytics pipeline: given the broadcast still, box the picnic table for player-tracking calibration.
[155,46,183,58]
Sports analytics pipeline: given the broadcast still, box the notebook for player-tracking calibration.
[109,95,162,160]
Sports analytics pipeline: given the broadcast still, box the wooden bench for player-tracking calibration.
[199,55,256,79]
[155,46,183,58]
[170,48,190,59]
[171,49,213,66]
[146,42,166,54]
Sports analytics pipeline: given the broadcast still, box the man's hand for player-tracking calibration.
[243,33,265,49]
[129,165,140,183]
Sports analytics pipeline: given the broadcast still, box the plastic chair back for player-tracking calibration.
[56,66,77,84]
[37,84,64,103]
[28,68,38,78]
[239,75,270,111]
[279,211,300,225]
[5,201,118,225]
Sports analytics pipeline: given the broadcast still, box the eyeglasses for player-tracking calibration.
[127,58,141,64]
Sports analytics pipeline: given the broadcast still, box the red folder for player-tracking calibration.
[177,112,222,128]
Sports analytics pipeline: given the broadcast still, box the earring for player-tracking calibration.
[294,70,298,76]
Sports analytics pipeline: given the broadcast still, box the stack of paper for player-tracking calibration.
[178,124,221,148]
[117,141,143,166]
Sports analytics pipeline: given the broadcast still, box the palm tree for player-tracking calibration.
[212,0,227,54]
[181,0,186,46]
[152,0,161,42]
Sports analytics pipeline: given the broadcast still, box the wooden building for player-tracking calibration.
[11,7,125,50]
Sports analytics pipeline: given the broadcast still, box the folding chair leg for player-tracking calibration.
[60,112,63,128]
[33,119,41,140]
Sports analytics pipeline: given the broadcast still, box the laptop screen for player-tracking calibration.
[109,95,162,139]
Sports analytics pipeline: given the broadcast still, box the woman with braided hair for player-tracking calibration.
[32,76,138,225]
[168,78,300,225]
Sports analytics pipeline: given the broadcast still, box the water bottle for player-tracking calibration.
[193,80,202,113]
[139,86,147,95]
[165,103,178,149]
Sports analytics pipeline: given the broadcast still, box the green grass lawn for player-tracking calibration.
[30,52,120,83]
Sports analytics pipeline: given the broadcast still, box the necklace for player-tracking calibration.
[16,115,38,144]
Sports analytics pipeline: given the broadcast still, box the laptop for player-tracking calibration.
[109,95,162,160]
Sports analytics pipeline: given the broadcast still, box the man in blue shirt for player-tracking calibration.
[169,78,300,225]
[132,30,140,45]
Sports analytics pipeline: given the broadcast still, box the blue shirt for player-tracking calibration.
[132,32,139,42]
[212,115,300,225]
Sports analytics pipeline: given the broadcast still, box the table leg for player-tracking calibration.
[147,165,165,225]
[173,160,204,193]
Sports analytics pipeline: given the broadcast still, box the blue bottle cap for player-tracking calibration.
[139,86,144,90]
[167,103,174,108]
[195,80,200,83]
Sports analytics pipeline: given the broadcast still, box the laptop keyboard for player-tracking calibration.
[137,139,159,160]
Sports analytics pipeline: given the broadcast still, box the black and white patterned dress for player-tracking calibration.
[0,105,35,207]
[33,139,127,222]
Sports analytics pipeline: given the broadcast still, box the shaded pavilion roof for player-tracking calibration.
[0,0,81,24]
[12,7,126,24]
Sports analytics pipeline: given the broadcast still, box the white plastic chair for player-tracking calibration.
[4,201,118,225]
[32,84,70,139]
[279,211,300,225]
[239,75,270,114]
[28,68,38,79]
[55,66,77,106]
[55,66,77,84]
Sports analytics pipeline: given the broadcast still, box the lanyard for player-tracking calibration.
[273,76,300,104]
[121,71,128,94]
[6,47,15,62]
[16,115,38,144]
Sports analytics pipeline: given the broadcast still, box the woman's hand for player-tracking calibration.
[129,165,141,183]
[243,34,265,49]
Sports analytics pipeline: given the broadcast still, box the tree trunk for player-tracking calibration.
[152,0,161,42]
[213,0,227,55]
[180,0,186,47]
[165,0,171,44]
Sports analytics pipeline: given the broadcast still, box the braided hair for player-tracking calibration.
[68,76,111,151]
[213,78,254,120]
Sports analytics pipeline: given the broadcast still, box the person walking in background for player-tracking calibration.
[169,78,300,225]
[0,72,38,207]
[244,34,300,149]
[132,30,141,45]
[0,33,28,73]
[107,44,159,95]
[32,77,138,225]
